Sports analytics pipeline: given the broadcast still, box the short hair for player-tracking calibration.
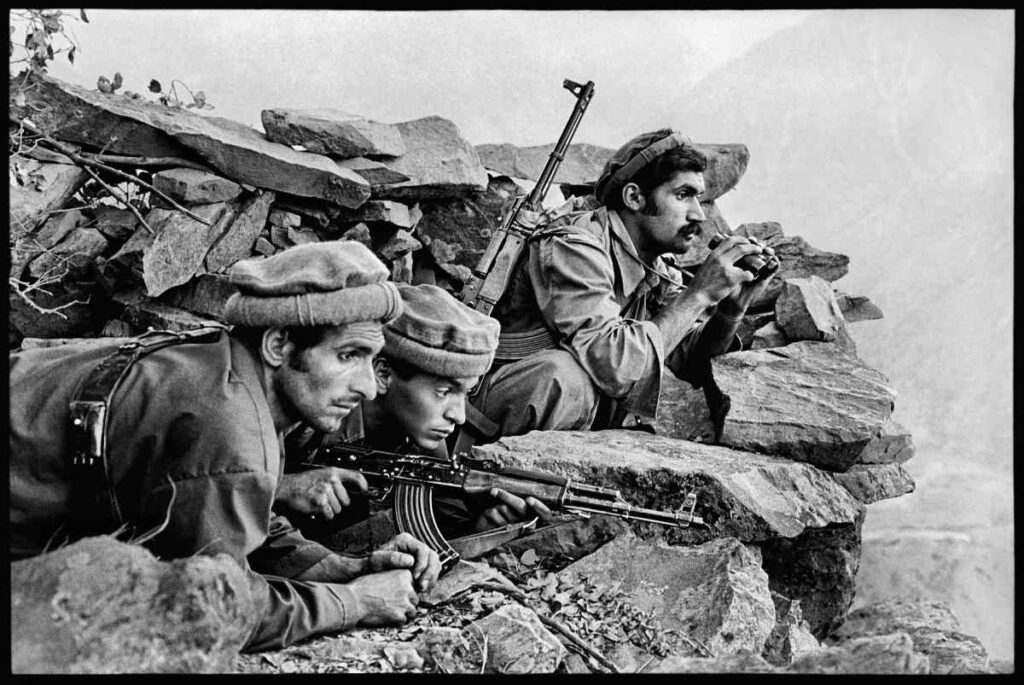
[379,353,430,381]
[605,144,707,212]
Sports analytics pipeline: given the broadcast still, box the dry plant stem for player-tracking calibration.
[469,582,620,674]
[82,166,154,235]
[91,153,215,173]
[11,115,213,226]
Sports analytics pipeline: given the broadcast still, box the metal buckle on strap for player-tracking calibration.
[69,400,107,468]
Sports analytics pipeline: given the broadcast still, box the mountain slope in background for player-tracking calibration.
[662,9,1013,659]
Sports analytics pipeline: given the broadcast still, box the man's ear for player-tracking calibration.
[621,182,645,212]
[260,327,291,369]
[373,356,392,395]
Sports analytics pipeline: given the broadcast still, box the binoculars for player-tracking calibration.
[707,233,781,281]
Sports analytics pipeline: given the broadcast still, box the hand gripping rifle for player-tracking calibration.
[460,78,596,316]
[307,442,706,575]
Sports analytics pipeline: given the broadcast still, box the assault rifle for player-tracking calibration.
[460,78,596,316]
[305,442,706,574]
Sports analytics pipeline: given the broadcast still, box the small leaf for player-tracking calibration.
[148,79,162,93]
[80,9,90,23]
[112,72,122,90]
[192,90,206,108]
[67,45,75,64]
[519,548,538,566]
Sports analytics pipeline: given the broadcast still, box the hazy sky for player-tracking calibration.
[37,9,812,147]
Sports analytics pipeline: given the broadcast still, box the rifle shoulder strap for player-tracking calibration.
[67,326,228,532]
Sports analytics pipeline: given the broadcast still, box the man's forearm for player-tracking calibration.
[694,303,745,358]
[651,287,717,353]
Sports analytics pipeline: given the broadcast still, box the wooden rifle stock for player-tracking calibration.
[461,78,596,316]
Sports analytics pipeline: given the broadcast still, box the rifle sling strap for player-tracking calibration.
[67,326,227,532]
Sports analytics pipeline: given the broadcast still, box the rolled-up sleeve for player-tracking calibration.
[530,233,663,398]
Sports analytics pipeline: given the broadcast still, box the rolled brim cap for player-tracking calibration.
[223,241,403,327]
[384,284,500,378]
[593,129,694,205]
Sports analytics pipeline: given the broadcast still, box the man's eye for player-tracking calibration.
[337,351,358,362]
[435,388,451,398]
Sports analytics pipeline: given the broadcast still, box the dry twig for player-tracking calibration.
[82,166,154,235]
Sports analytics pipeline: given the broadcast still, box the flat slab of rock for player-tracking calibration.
[473,428,864,542]
[18,74,371,208]
[261,108,405,158]
[372,116,488,200]
[831,463,915,504]
[560,535,775,657]
[735,222,850,308]
[11,536,258,674]
[709,341,905,471]
[152,167,243,205]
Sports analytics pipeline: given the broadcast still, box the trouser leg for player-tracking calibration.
[469,349,601,439]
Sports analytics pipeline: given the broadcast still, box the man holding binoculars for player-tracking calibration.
[465,128,779,439]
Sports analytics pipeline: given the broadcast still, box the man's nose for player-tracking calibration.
[445,398,466,426]
[352,357,377,399]
[687,198,706,222]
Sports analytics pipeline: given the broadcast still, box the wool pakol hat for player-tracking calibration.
[593,128,697,205]
[384,284,500,378]
[223,241,402,327]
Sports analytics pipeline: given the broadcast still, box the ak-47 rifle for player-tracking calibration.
[460,78,596,315]
[305,442,706,574]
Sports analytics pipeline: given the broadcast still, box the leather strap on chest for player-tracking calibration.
[67,326,227,530]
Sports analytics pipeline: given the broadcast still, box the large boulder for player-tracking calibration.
[11,536,259,673]
[559,535,776,658]
[705,341,911,471]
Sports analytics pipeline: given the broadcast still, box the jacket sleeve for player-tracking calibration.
[529,233,664,398]
[139,469,361,652]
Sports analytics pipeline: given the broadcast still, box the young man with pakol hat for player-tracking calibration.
[277,283,551,537]
[465,128,779,439]
[10,241,442,653]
